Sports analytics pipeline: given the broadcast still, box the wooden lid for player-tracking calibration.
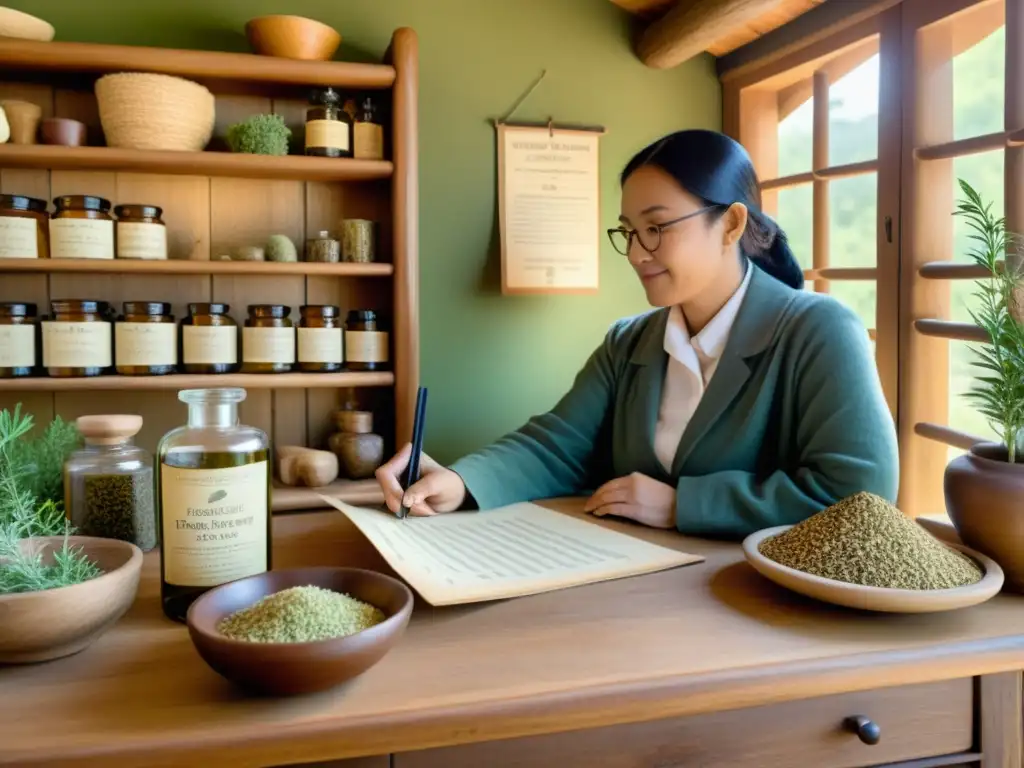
[332,410,372,434]
[76,414,143,445]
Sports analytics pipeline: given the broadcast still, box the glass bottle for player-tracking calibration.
[242,304,294,374]
[157,388,272,623]
[0,302,38,378]
[64,414,156,551]
[353,95,384,160]
[180,303,239,374]
[0,194,49,259]
[344,309,389,371]
[114,204,167,260]
[50,195,115,260]
[297,304,343,372]
[115,301,177,376]
[305,87,352,158]
[42,299,113,377]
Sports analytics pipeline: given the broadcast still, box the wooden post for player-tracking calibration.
[1006,0,1024,322]
[812,71,830,294]
[978,672,1023,767]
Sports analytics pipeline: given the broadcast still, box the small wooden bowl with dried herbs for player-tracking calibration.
[186,566,413,695]
[742,492,1004,613]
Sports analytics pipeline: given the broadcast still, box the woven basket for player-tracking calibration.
[95,72,216,152]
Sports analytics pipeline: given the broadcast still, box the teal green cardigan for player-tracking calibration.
[450,265,899,540]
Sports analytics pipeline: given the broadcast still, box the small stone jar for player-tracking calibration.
[328,410,384,479]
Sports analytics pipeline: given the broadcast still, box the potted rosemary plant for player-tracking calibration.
[944,179,1024,591]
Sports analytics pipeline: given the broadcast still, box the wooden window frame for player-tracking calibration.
[724,0,1019,518]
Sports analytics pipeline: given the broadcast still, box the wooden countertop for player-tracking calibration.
[3,499,1024,767]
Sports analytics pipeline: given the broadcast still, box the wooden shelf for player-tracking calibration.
[272,479,384,512]
[0,258,393,277]
[0,144,393,182]
[0,372,394,392]
[0,37,396,89]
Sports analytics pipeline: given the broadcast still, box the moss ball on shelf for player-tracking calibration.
[225,113,291,156]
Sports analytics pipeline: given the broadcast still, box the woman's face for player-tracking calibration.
[618,165,745,307]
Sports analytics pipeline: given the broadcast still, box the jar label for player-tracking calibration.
[297,327,343,363]
[354,123,384,160]
[50,218,115,260]
[243,326,295,364]
[115,322,177,367]
[117,221,168,260]
[160,461,269,587]
[182,326,237,365]
[0,216,39,259]
[0,324,35,368]
[345,330,388,363]
[42,321,112,368]
[306,119,350,151]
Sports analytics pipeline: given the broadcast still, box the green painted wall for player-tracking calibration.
[13,0,720,463]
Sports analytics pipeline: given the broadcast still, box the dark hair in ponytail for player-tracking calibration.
[620,129,804,289]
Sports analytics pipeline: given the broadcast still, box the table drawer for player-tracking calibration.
[395,678,973,768]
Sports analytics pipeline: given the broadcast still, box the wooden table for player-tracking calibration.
[2,499,1023,768]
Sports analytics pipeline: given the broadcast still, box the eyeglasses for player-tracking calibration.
[607,205,724,256]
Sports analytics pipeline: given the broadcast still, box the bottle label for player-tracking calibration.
[117,221,168,260]
[50,218,115,260]
[243,326,295,364]
[297,327,343,363]
[160,461,269,587]
[345,330,388,363]
[42,321,111,368]
[306,119,350,151]
[0,325,35,367]
[354,123,384,160]
[115,322,177,367]
[0,216,39,258]
[183,326,237,365]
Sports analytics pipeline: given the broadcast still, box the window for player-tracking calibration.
[724,0,1018,518]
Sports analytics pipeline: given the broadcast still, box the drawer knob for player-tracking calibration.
[844,715,881,745]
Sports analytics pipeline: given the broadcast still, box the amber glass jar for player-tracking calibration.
[115,302,177,376]
[344,310,389,371]
[181,303,239,374]
[243,305,295,374]
[0,195,48,259]
[114,205,167,261]
[43,300,113,377]
[50,196,115,260]
[0,302,38,378]
[297,305,343,373]
[305,87,352,158]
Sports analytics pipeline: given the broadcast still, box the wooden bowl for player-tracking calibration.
[742,525,1004,613]
[186,567,413,695]
[244,15,341,61]
[0,536,143,663]
[40,117,87,146]
[0,7,54,41]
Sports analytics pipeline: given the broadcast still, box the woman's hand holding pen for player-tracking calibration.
[375,442,467,516]
[583,472,676,529]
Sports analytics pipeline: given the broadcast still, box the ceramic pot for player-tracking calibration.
[945,441,1024,592]
[40,117,87,147]
[1,100,41,144]
[329,431,384,479]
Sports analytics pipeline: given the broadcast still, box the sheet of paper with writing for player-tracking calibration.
[318,497,705,606]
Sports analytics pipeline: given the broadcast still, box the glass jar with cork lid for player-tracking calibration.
[181,303,239,374]
[242,305,295,374]
[115,301,177,376]
[344,309,389,371]
[0,302,38,378]
[297,305,343,373]
[0,194,49,259]
[42,299,113,377]
[50,195,115,260]
[64,414,156,551]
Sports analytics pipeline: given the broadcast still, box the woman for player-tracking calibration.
[376,129,899,539]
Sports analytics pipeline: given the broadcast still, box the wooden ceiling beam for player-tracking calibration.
[636,0,789,69]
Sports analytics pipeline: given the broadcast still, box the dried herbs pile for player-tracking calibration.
[217,585,386,643]
[67,471,156,550]
[759,492,983,590]
[0,405,98,594]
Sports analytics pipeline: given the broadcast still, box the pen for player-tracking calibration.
[398,386,428,519]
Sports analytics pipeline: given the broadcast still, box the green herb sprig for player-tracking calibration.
[0,405,99,594]
[955,178,1024,462]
